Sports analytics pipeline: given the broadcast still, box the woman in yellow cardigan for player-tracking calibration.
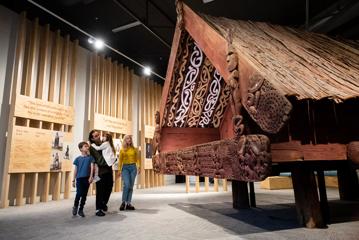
[119,135,140,211]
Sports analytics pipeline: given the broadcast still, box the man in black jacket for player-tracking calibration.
[88,129,113,217]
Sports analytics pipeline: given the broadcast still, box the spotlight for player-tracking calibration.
[94,39,104,50]
[88,38,94,44]
[143,66,151,76]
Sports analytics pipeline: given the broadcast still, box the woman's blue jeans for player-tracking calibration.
[121,164,137,203]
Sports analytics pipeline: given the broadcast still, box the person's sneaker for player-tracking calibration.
[95,210,106,217]
[93,175,101,183]
[78,209,85,217]
[126,203,135,210]
[103,205,108,212]
[72,206,78,216]
[119,202,126,211]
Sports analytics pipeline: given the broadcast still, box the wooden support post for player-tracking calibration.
[222,179,228,192]
[0,174,10,208]
[232,180,249,209]
[53,172,61,200]
[88,184,93,196]
[64,172,71,199]
[204,177,209,192]
[150,170,155,187]
[337,161,359,200]
[195,176,200,193]
[249,182,256,207]
[213,178,219,192]
[29,173,38,204]
[291,167,325,228]
[115,171,121,192]
[16,173,25,206]
[317,170,329,224]
[40,173,50,202]
[185,176,190,193]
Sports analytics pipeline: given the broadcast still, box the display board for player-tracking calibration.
[9,126,73,173]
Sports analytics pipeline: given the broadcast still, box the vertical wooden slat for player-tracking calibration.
[117,64,124,119]
[223,179,228,192]
[214,178,219,192]
[111,62,117,116]
[185,176,190,193]
[97,57,104,113]
[123,67,129,120]
[90,54,97,123]
[128,70,133,121]
[36,24,50,99]
[40,173,50,202]
[195,176,200,193]
[53,172,61,200]
[69,40,78,106]
[29,173,38,204]
[154,173,159,187]
[204,177,209,192]
[59,35,70,105]
[64,171,71,199]
[22,18,39,96]
[139,77,145,189]
[16,173,25,206]
[104,59,111,115]
[48,30,61,102]
[150,170,155,187]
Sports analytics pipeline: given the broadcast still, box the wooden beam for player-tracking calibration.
[59,35,70,105]
[69,40,78,106]
[159,127,220,152]
[183,4,229,81]
[271,141,347,162]
[48,30,61,102]
[159,24,182,127]
[52,172,61,200]
[36,24,50,100]
[64,171,71,199]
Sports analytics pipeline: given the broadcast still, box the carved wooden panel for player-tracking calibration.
[153,134,271,182]
[162,31,230,128]
[243,73,292,134]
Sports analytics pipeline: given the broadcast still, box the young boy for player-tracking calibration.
[72,142,94,217]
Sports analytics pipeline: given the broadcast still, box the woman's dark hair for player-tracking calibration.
[88,129,97,143]
[105,133,116,154]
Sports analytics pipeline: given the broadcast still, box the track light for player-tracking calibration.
[143,66,152,76]
[88,38,104,50]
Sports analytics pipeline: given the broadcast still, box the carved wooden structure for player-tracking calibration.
[154,1,359,228]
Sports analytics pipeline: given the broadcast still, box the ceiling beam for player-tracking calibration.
[112,0,171,48]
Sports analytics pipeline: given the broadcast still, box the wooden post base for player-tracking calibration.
[291,167,325,228]
[337,161,359,201]
[232,180,249,209]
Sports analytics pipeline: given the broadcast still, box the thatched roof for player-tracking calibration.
[203,15,359,101]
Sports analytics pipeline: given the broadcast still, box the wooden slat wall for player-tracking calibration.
[89,55,139,194]
[1,13,78,208]
[139,77,164,189]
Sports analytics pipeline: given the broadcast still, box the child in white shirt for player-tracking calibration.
[91,133,117,182]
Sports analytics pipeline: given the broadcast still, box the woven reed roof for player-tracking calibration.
[202,15,359,101]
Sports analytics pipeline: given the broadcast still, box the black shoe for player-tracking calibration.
[119,202,126,211]
[126,203,135,210]
[72,206,78,216]
[95,210,106,217]
[103,205,108,212]
[78,209,85,217]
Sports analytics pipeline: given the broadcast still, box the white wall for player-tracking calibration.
[0,5,19,203]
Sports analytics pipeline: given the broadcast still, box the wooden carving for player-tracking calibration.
[153,134,271,182]
[243,73,292,134]
[226,43,244,139]
[152,111,161,155]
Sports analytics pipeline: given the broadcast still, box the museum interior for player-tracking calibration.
[0,0,359,239]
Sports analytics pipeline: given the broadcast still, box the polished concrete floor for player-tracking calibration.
[0,183,359,240]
